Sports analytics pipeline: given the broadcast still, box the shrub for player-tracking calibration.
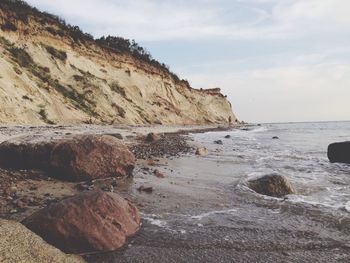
[43,45,67,62]
[22,95,33,101]
[1,21,17,31]
[110,82,126,97]
[38,108,55,124]
[8,46,33,67]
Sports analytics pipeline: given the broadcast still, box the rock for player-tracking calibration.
[22,191,141,254]
[272,136,279,139]
[0,138,55,170]
[50,135,136,182]
[195,147,209,156]
[154,169,165,178]
[147,159,157,166]
[328,141,350,164]
[0,219,84,263]
[225,135,231,139]
[137,185,153,193]
[248,174,296,198]
[105,133,123,140]
[214,140,223,145]
[145,132,160,143]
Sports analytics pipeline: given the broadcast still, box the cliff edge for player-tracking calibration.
[0,0,237,125]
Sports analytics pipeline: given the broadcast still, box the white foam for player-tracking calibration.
[191,209,237,220]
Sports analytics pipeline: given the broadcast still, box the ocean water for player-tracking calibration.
[193,121,350,214]
[87,122,350,262]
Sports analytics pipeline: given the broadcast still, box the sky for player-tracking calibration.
[25,0,350,123]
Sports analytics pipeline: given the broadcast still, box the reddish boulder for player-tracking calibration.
[50,135,136,181]
[0,137,55,170]
[22,191,141,254]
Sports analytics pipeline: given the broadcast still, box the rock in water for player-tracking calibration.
[328,142,350,164]
[0,219,84,263]
[22,191,141,254]
[50,135,136,181]
[248,174,296,198]
[214,140,223,145]
[195,147,209,156]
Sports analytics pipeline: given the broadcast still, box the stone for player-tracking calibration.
[50,135,136,182]
[137,185,153,193]
[225,135,231,139]
[22,191,141,254]
[214,140,223,145]
[0,220,84,263]
[154,169,165,178]
[248,174,296,198]
[105,133,123,140]
[195,147,209,156]
[272,136,279,139]
[145,132,160,143]
[0,138,55,170]
[328,141,350,164]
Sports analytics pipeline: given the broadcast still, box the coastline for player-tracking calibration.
[1,123,349,263]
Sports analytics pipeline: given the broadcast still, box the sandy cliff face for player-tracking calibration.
[0,2,237,125]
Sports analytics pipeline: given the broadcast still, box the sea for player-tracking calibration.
[87,121,350,262]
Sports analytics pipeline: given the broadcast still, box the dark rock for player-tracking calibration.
[145,133,160,143]
[272,136,279,139]
[22,191,141,254]
[248,174,296,198]
[154,169,165,178]
[225,135,231,139]
[328,141,350,164]
[0,139,55,170]
[137,185,153,193]
[214,140,223,145]
[50,135,136,182]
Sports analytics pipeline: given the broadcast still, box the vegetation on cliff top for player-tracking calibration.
[0,0,190,87]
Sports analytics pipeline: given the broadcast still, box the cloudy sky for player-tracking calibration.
[26,0,350,123]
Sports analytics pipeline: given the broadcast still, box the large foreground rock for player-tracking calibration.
[248,174,296,198]
[50,135,136,181]
[0,136,55,170]
[0,219,84,263]
[22,191,141,254]
[328,141,350,164]
[0,135,136,182]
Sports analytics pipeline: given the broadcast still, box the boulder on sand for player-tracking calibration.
[144,132,160,143]
[22,191,141,254]
[328,141,350,164]
[248,174,296,198]
[50,135,136,181]
[0,138,55,170]
[0,219,84,263]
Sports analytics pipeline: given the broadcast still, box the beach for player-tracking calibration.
[0,123,350,262]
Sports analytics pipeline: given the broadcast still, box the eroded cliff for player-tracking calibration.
[0,0,237,125]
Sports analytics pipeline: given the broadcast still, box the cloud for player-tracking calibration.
[25,0,350,41]
[187,60,350,123]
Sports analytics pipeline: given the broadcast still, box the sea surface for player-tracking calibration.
[88,121,350,262]
[194,121,350,213]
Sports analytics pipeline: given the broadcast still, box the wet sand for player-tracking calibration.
[0,124,349,262]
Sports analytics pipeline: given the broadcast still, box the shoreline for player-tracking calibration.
[1,124,349,263]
